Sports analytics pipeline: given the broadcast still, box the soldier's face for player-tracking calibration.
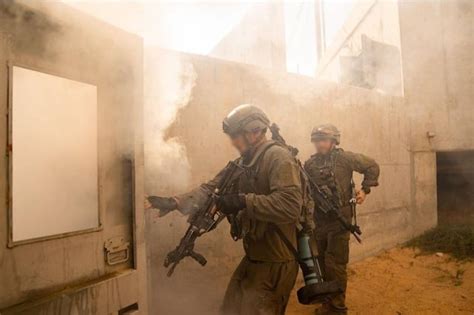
[314,139,334,155]
[230,134,250,155]
[229,131,261,155]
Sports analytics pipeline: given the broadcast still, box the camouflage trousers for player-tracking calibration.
[221,256,298,315]
[315,206,352,314]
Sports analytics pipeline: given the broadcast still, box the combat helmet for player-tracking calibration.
[311,124,341,145]
[223,104,270,135]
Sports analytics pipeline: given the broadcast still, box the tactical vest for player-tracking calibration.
[310,148,343,212]
[237,140,277,193]
[238,141,314,231]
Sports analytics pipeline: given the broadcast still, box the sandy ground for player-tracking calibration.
[287,247,474,315]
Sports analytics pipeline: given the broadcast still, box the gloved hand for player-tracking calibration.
[216,194,246,215]
[146,196,178,217]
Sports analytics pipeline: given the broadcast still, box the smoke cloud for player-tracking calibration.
[144,49,197,195]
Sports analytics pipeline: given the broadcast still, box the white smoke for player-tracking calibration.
[144,49,197,195]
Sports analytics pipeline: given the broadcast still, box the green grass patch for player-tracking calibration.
[405,225,474,260]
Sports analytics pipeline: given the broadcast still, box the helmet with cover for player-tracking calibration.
[222,104,270,136]
[310,124,341,145]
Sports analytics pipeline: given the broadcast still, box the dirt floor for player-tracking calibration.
[287,247,474,315]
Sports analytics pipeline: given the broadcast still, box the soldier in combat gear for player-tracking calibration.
[146,104,303,315]
[304,124,380,315]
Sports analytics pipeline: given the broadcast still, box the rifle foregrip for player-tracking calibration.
[190,251,207,266]
[354,226,362,235]
[164,255,171,267]
[353,233,362,244]
[167,262,179,277]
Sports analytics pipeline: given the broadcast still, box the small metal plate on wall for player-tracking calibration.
[104,236,130,265]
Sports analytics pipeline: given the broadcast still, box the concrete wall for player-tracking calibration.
[0,1,147,313]
[398,0,474,234]
[145,49,411,314]
[399,0,474,151]
[210,2,287,71]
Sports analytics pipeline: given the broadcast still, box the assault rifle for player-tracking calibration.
[311,181,362,243]
[164,161,244,276]
[269,123,362,243]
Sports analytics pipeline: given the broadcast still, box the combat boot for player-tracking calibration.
[328,303,348,315]
[314,303,332,315]
[315,303,348,315]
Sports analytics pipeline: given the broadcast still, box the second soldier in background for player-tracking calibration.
[304,124,380,315]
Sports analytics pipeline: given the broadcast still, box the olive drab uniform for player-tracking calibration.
[176,140,303,315]
[304,148,379,313]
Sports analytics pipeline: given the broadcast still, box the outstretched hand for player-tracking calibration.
[145,195,178,217]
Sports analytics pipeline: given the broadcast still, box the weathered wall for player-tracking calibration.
[399,0,474,151]
[398,0,474,234]
[145,49,411,314]
[0,1,147,313]
[210,2,286,71]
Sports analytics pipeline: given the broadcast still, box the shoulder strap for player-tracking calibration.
[268,223,313,275]
[241,140,279,168]
[269,223,299,258]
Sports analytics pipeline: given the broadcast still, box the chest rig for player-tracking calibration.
[311,149,342,212]
[238,141,278,193]
[228,141,279,241]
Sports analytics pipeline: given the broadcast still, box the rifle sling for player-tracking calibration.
[268,223,313,275]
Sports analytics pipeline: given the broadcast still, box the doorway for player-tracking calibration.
[436,151,474,225]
